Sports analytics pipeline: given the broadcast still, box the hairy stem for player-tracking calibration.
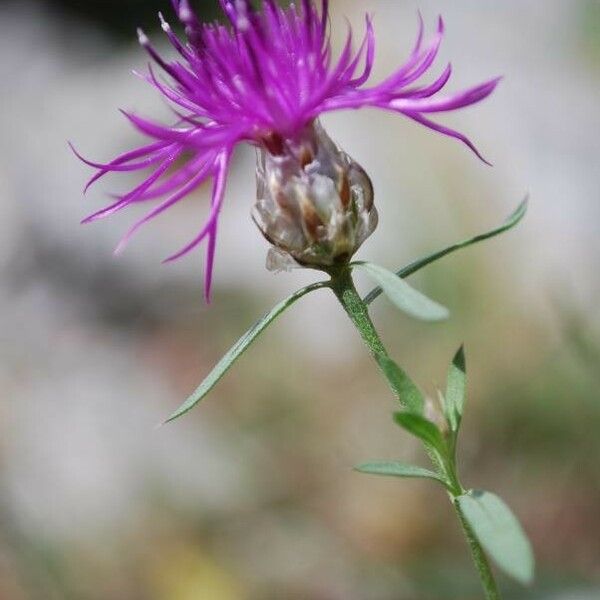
[330,265,502,600]
[329,266,389,364]
[454,499,502,600]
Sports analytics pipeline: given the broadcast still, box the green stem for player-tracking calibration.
[454,499,501,600]
[330,265,502,600]
[329,266,389,365]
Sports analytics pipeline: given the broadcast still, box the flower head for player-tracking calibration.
[74,0,499,300]
[253,119,378,271]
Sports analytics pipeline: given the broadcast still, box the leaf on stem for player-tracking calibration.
[457,490,535,585]
[376,355,424,413]
[393,412,446,455]
[445,345,466,432]
[165,282,327,423]
[355,461,447,485]
[353,262,449,322]
[363,197,529,306]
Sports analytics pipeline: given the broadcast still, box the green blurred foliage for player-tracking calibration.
[580,0,600,60]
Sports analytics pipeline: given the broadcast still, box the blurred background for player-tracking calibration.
[1,0,599,598]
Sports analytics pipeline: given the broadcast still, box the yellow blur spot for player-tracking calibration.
[150,544,244,600]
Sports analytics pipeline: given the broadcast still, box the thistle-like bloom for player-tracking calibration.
[74,0,499,299]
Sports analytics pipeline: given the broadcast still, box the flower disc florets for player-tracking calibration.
[73,0,500,300]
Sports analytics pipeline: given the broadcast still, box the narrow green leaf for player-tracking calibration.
[354,262,449,322]
[393,412,446,455]
[165,282,327,423]
[376,355,424,413]
[363,197,529,305]
[457,490,535,585]
[445,345,466,432]
[355,461,447,485]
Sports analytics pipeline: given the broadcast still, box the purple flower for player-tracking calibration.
[74,0,499,300]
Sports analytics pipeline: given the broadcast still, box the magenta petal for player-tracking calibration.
[204,225,218,303]
[162,151,230,266]
[70,141,174,192]
[371,16,444,94]
[82,152,181,223]
[347,15,376,87]
[77,149,169,175]
[120,110,192,143]
[159,13,194,62]
[403,111,492,165]
[390,77,502,113]
[401,63,452,99]
[412,11,425,57]
[131,152,214,202]
[114,159,214,255]
[145,64,199,112]
[203,152,230,301]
